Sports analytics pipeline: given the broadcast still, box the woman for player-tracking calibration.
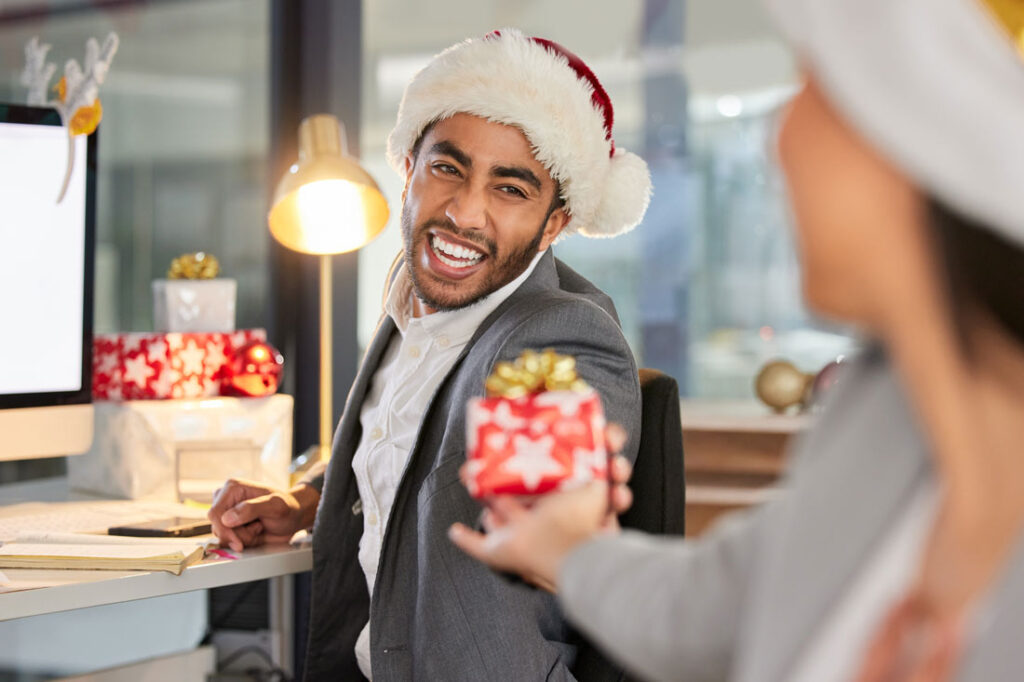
[449,0,1024,680]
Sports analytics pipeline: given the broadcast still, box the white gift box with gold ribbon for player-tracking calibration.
[152,278,237,333]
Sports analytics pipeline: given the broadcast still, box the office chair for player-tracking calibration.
[572,368,686,681]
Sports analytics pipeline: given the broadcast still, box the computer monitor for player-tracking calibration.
[0,104,95,461]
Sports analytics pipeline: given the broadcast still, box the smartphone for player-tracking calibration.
[108,517,213,538]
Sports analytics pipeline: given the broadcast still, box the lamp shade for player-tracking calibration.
[268,114,389,255]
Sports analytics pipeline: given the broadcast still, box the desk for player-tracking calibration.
[0,478,312,677]
[0,543,311,621]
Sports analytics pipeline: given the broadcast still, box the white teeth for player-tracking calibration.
[436,251,477,268]
[431,235,483,267]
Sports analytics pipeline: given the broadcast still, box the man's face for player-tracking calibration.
[401,113,569,312]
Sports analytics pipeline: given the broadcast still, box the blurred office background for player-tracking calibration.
[0,0,856,437]
[0,1,856,678]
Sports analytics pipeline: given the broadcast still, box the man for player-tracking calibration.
[209,28,651,680]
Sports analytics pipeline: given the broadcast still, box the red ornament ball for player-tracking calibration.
[221,340,284,397]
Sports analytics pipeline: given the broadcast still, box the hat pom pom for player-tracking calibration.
[578,148,652,238]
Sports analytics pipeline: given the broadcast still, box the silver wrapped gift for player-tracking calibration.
[152,278,237,333]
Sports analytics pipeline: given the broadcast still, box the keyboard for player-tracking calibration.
[0,499,204,542]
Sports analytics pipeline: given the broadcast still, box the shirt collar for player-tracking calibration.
[385,250,546,344]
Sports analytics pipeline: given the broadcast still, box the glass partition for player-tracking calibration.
[358,0,856,399]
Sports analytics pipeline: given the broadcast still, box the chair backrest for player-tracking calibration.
[619,368,686,535]
[572,369,686,681]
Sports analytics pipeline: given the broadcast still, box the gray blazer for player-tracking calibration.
[304,250,642,681]
[560,347,1024,682]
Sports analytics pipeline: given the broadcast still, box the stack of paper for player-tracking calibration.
[0,533,211,576]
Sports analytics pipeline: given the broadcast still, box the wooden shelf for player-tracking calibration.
[681,400,811,536]
[680,399,811,434]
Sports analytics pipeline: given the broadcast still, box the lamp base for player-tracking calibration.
[289,443,331,487]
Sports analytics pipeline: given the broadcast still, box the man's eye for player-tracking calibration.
[499,186,526,198]
[432,163,459,175]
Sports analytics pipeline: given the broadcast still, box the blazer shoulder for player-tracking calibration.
[487,290,627,353]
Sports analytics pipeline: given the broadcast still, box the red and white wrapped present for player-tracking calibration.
[464,350,608,498]
[92,329,266,400]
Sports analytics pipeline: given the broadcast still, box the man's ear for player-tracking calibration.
[538,206,570,252]
[402,154,414,203]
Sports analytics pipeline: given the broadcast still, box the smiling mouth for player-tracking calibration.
[429,232,487,269]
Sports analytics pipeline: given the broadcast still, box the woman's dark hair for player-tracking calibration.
[930,198,1024,353]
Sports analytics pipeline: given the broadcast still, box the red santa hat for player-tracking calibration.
[387,28,652,240]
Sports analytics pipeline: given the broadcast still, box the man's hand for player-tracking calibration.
[207,479,320,552]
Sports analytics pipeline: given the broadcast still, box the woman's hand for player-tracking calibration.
[449,425,634,592]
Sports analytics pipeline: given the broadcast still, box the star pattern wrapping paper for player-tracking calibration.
[464,388,608,498]
[92,329,266,400]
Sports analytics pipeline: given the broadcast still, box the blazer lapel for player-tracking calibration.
[736,351,931,682]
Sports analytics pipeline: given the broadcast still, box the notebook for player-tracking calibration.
[0,533,210,576]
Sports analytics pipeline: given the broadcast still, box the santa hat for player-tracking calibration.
[387,28,652,239]
[766,0,1024,247]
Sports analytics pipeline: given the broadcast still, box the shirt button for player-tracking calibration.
[408,345,421,358]
[370,426,383,440]
[367,512,378,526]
[437,335,450,349]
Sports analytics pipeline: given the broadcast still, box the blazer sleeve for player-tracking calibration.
[492,297,643,466]
[557,506,767,682]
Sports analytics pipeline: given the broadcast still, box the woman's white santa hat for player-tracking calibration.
[387,28,652,240]
[766,0,1024,246]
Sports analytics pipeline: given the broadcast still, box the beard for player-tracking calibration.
[401,206,547,312]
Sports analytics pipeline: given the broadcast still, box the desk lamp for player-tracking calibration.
[269,114,389,462]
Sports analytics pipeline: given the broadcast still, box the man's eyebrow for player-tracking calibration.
[428,140,471,169]
[491,165,542,192]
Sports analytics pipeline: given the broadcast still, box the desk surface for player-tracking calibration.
[0,541,312,621]
[0,477,312,622]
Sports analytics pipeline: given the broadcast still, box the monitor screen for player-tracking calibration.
[0,104,95,460]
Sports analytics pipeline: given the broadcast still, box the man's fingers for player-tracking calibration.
[221,494,278,527]
[229,520,266,550]
[214,525,244,553]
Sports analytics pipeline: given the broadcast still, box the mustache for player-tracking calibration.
[417,218,496,257]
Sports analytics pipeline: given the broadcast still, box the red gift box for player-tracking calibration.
[92,329,266,400]
[464,389,608,498]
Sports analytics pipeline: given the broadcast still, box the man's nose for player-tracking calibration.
[444,182,487,230]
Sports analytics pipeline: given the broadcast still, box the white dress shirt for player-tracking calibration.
[353,251,544,679]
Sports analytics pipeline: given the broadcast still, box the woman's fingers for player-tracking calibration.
[611,454,632,484]
[611,481,633,515]
[490,495,531,521]
[606,423,627,454]
[449,522,506,567]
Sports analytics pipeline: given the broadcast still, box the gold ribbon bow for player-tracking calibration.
[168,252,220,279]
[980,0,1024,56]
[484,348,590,399]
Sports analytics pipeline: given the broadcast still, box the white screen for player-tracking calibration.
[0,122,87,394]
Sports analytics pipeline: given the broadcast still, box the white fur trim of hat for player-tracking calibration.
[386,28,652,240]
